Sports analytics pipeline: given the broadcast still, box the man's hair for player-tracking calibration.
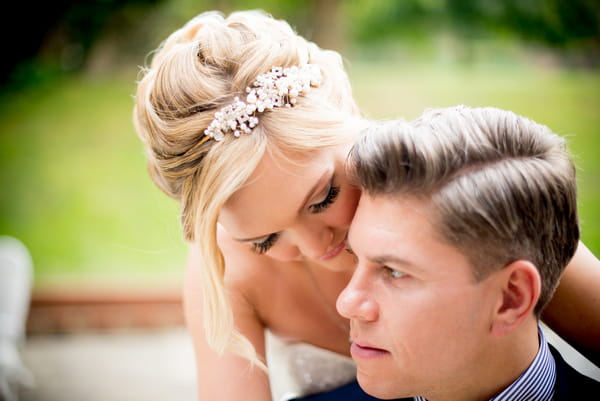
[351,106,579,316]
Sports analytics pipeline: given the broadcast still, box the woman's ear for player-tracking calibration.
[491,260,541,337]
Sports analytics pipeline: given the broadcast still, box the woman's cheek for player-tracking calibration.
[266,241,301,262]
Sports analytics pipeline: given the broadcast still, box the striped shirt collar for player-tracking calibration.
[414,325,556,401]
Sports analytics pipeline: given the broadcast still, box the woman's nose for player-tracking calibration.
[291,220,334,260]
[336,270,378,322]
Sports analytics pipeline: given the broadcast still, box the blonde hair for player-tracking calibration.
[351,106,579,317]
[133,10,360,368]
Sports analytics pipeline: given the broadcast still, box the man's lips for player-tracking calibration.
[350,342,390,359]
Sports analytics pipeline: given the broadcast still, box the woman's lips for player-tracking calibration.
[351,342,390,359]
[319,240,346,260]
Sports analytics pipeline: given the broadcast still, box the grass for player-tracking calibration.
[0,74,187,289]
[0,60,598,288]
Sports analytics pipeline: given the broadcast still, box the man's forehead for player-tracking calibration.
[349,193,433,246]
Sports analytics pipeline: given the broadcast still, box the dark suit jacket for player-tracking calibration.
[551,344,600,400]
[291,379,410,400]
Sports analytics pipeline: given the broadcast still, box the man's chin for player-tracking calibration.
[356,369,404,400]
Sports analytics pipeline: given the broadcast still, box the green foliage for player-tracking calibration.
[348,0,600,52]
[471,0,600,45]
[348,0,444,41]
[2,0,162,88]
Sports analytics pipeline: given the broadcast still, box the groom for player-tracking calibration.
[337,106,600,401]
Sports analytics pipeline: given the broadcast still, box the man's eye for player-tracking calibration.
[384,267,406,279]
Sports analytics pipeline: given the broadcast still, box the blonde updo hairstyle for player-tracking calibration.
[133,10,360,369]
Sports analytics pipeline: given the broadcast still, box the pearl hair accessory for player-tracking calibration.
[204,64,322,141]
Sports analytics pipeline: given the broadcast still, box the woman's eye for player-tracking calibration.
[252,233,279,254]
[308,183,340,214]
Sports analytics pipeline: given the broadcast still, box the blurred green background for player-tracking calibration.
[1,0,598,290]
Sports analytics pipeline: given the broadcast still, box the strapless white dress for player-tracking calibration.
[266,331,357,401]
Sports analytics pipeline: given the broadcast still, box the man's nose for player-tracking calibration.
[336,268,379,322]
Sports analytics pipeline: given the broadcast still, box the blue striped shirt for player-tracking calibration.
[414,326,556,401]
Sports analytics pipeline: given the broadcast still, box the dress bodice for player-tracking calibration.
[266,331,357,401]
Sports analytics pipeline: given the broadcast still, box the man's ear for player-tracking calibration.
[491,260,541,337]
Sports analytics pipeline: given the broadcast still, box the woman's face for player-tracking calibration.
[219,143,360,271]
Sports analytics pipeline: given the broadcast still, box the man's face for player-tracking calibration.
[337,194,500,400]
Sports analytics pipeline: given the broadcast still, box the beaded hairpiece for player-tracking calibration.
[203,64,322,141]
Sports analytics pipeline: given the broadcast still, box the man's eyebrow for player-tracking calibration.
[371,254,413,267]
[233,169,332,243]
[348,240,413,267]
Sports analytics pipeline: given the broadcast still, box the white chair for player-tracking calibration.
[0,236,34,401]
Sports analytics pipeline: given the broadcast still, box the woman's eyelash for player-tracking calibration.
[309,184,340,214]
[252,233,279,254]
